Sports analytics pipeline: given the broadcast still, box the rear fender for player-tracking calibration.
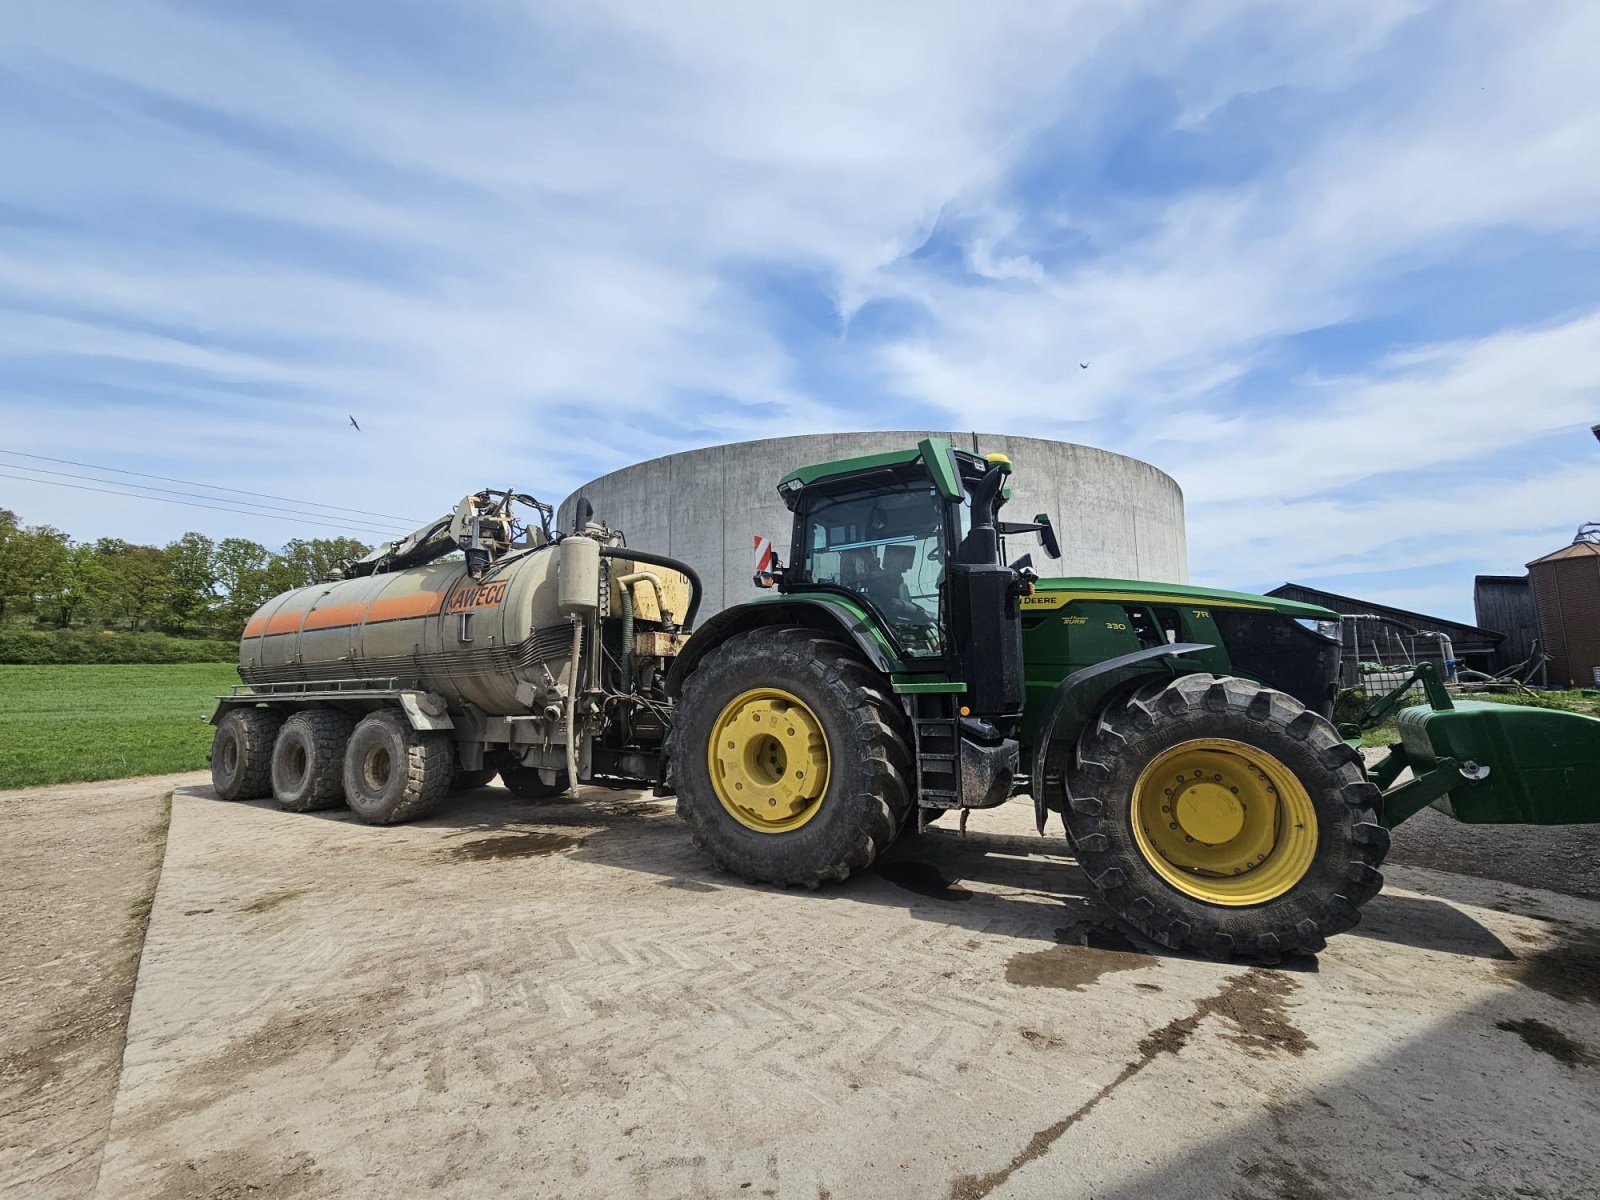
[1029,643,1214,833]
[664,597,897,699]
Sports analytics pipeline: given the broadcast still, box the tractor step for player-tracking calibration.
[915,718,962,808]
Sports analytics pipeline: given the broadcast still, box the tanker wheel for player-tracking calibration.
[495,755,570,800]
[342,710,453,825]
[210,707,284,801]
[672,627,913,887]
[271,708,354,812]
[1063,674,1389,963]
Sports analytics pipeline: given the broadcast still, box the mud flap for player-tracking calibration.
[960,733,1019,809]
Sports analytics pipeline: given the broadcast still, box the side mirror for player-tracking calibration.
[1034,513,1061,560]
[998,514,1062,559]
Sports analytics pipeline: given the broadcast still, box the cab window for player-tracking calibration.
[800,486,947,657]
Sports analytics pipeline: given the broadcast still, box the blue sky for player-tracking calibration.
[1,1,1596,622]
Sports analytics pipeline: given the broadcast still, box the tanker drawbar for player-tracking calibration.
[211,489,698,820]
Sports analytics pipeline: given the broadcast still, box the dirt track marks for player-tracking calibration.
[948,970,1311,1200]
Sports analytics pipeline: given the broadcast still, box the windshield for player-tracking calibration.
[799,484,948,657]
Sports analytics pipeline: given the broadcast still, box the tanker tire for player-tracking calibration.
[270,708,354,812]
[1063,674,1389,963]
[342,710,453,825]
[671,626,913,887]
[496,757,570,800]
[210,707,284,801]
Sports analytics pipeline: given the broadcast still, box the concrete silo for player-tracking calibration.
[559,431,1187,620]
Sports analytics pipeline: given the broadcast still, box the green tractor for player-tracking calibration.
[666,438,1600,961]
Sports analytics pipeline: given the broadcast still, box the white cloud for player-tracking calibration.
[0,0,1595,612]
[1164,311,1600,506]
[869,3,1600,430]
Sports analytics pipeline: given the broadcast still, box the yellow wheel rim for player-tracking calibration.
[1130,737,1318,907]
[707,688,830,833]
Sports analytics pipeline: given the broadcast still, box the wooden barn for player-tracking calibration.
[1473,574,1537,672]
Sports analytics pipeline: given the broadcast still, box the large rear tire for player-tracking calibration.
[672,627,913,886]
[342,710,452,825]
[1063,674,1389,963]
[271,708,354,812]
[210,708,284,801]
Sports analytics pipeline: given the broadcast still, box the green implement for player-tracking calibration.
[1356,663,1600,829]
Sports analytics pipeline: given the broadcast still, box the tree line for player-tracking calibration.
[0,508,370,641]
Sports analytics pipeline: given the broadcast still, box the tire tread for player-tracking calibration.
[671,626,913,887]
[1062,673,1388,961]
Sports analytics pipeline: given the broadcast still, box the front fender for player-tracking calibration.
[1029,643,1214,833]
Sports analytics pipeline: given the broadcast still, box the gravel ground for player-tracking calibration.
[1387,808,1600,901]
[86,782,1600,1200]
[0,772,198,1199]
[5,770,1598,1200]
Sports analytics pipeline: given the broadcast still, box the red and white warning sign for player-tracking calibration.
[753,534,774,573]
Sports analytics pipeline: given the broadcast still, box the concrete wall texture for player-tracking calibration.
[558,431,1187,620]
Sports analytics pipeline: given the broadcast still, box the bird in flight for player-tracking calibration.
[1079,362,1089,369]
[349,415,361,431]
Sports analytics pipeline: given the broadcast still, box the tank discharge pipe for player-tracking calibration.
[558,535,601,796]
[615,571,666,692]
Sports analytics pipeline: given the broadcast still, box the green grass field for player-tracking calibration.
[0,663,240,789]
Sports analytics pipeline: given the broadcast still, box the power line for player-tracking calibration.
[0,469,396,538]
[0,448,423,523]
[0,462,412,536]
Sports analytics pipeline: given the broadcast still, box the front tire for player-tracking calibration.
[271,708,354,812]
[342,710,452,825]
[210,708,284,801]
[672,627,913,886]
[1063,674,1389,962]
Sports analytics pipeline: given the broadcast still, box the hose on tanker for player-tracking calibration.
[597,546,703,631]
[619,587,634,693]
[566,618,583,796]
[614,571,665,694]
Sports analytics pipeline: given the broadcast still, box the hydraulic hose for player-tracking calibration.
[598,546,703,630]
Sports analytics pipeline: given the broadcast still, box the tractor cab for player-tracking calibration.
[773,437,1043,731]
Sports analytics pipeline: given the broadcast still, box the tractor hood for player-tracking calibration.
[1027,577,1341,623]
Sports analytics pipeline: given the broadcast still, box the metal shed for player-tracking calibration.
[1267,583,1503,684]
[1527,530,1600,687]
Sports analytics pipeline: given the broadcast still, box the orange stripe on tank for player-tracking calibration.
[301,602,370,631]
[365,592,445,623]
[252,589,446,637]
[266,611,305,636]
